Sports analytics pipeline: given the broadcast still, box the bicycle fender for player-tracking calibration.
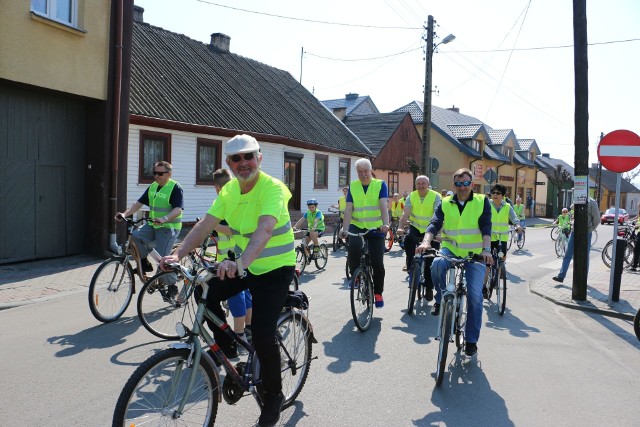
[168,343,223,403]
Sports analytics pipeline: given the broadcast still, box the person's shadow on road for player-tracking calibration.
[323,318,382,373]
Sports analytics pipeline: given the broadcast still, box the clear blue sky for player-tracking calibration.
[134,0,640,179]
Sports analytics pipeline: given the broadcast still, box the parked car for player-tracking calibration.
[600,208,629,225]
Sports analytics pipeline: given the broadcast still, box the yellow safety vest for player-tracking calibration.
[216,225,235,261]
[305,210,325,231]
[558,214,571,230]
[148,179,182,230]
[441,194,485,256]
[513,203,525,220]
[409,190,438,233]
[491,202,510,242]
[350,179,383,229]
[338,196,346,219]
[391,201,404,218]
[216,172,295,274]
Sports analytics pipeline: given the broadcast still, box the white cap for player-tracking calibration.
[446,191,454,196]
[226,134,260,156]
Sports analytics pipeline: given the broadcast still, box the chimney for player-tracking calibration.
[345,93,359,101]
[542,153,550,158]
[332,107,347,121]
[133,5,144,23]
[447,105,460,113]
[210,33,230,53]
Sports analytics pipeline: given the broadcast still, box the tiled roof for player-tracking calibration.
[343,112,410,156]
[537,156,575,177]
[589,167,640,193]
[518,138,536,152]
[484,145,510,162]
[447,124,484,140]
[321,95,380,116]
[486,129,514,146]
[130,22,370,155]
[514,151,534,166]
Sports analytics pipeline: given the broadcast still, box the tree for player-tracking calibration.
[622,165,640,185]
[546,164,573,214]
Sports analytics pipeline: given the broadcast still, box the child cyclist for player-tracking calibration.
[294,199,325,257]
[554,207,572,237]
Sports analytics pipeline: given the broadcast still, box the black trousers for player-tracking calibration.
[632,232,640,267]
[404,226,440,289]
[347,225,385,294]
[205,265,294,395]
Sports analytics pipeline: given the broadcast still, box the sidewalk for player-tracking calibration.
[1,219,638,320]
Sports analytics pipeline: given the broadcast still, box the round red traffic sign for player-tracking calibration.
[597,129,640,173]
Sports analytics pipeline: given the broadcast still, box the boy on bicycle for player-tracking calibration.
[294,198,325,257]
[554,208,572,237]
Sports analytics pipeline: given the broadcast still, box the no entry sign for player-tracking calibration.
[597,129,640,173]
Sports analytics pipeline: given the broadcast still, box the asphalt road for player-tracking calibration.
[1,226,639,426]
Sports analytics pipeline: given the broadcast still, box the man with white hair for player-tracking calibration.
[341,158,390,308]
[161,134,296,427]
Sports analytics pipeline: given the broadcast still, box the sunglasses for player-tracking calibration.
[229,152,256,163]
[491,191,503,195]
[153,171,169,176]
[453,180,472,187]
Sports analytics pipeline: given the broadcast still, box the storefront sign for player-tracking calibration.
[499,175,514,182]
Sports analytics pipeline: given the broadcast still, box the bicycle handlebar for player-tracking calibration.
[424,249,486,264]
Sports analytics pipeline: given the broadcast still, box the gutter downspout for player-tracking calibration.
[109,0,124,254]
[494,161,507,190]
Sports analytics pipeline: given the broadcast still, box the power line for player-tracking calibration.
[306,46,422,62]
[452,37,640,53]
[195,0,421,30]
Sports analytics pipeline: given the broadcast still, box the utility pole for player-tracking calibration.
[421,15,434,176]
[299,47,304,83]
[597,132,604,208]
[572,0,589,301]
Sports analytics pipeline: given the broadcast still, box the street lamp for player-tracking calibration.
[422,15,455,177]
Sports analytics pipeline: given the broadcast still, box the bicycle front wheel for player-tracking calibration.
[495,262,507,315]
[88,257,134,323]
[555,236,567,258]
[435,299,453,387]
[407,259,421,315]
[295,247,307,274]
[138,270,196,340]
[384,228,394,252]
[591,229,598,246]
[455,293,467,350]
[345,257,351,279]
[507,230,513,251]
[314,244,328,270]
[550,226,559,241]
[113,348,218,427]
[350,267,374,332]
[516,230,525,249]
[276,311,313,408]
[333,227,340,252]
[634,308,640,341]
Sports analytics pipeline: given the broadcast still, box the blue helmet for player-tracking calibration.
[306,198,318,206]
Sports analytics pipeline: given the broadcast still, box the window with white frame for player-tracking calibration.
[528,151,535,161]
[314,155,328,189]
[469,139,483,153]
[338,158,350,187]
[139,130,171,184]
[31,0,78,27]
[503,146,513,159]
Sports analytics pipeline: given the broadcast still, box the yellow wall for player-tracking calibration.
[0,1,111,100]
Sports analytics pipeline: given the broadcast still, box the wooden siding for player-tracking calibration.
[372,115,421,172]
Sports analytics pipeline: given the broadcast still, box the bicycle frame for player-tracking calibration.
[436,259,466,341]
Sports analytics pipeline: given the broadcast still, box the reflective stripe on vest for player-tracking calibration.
[148,179,182,230]
[441,194,484,256]
[222,172,295,274]
[409,190,437,233]
[350,179,383,229]
[491,202,510,242]
[216,233,234,261]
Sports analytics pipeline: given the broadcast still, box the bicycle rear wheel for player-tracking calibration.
[138,270,196,340]
[113,348,218,427]
[384,228,394,252]
[550,226,559,241]
[495,262,507,315]
[350,268,374,332]
[555,236,567,258]
[276,311,313,408]
[290,271,300,291]
[295,247,307,274]
[407,259,421,315]
[591,229,598,246]
[455,293,467,350]
[516,230,525,249]
[88,257,134,323]
[634,308,640,341]
[435,299,453,387]
[314,244,328,270]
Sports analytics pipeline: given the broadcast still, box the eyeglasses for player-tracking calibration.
[453,180,472,187]
[153,171,169,176]
[229,152,256,163]
[491,191,503,195]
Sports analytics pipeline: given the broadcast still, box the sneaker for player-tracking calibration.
[552,276,564,283]
[424,286,434,302]
[402,265,408,271]
[258,392,285,427]
[464,342,478,357]
[430,303,440,316]
[374,294,384,308]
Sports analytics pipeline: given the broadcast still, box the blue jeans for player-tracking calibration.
[431,248,485,344]
[557,231,593,279]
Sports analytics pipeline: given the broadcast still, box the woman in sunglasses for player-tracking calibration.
[115,160,184,274]
[483,184,522,298]
[416,167,493,357]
